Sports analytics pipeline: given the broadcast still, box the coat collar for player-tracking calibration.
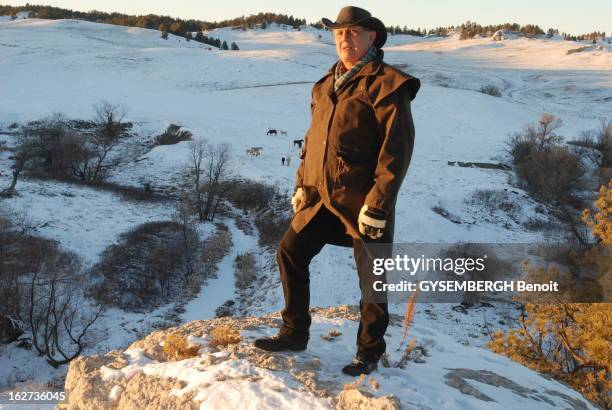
[323,49,385,82]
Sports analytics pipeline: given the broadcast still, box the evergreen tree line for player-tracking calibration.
[0,5,606,43]
[563,30,607,42]
[0,5,303,32]
[457,21,544,39]
[172,29,238,50]
[197,32,239,51]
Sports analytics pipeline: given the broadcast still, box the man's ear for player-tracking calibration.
[369,30,376,46]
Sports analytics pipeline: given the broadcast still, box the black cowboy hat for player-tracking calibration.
[321,6,387,49]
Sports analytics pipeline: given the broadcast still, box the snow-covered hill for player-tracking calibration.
[0,16,610,409]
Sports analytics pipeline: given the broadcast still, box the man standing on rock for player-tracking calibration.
[254,6,420,376]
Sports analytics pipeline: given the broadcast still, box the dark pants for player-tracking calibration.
[276,205,389,361]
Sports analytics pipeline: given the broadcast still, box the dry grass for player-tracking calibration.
[398,287,419,351]
[394,288,420,368]
[320,328,342,341]
[163,333,200,361]
[209,325,242,347]
[343,374,366,390]
[343,374,380,392]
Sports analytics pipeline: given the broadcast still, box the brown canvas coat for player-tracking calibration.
[291,50,420,246]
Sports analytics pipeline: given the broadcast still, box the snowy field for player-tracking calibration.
[0,15,610,408]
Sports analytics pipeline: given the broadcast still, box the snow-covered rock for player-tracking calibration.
[59,306,594,409]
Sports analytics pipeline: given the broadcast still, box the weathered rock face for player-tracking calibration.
[59,305,595,410]
[59,306,399,410]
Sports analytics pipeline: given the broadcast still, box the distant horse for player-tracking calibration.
[267,129,277,136]
[293,139,304,149]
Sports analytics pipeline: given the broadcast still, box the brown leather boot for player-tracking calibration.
[253,332,308,352]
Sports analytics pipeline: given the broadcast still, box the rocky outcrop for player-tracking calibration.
[59,305,595,410]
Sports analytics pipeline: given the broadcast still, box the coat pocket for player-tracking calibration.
[334,155,374,192]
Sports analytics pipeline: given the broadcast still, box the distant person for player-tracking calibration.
[254,6,420,376]
[282,157,286,166]
[286,156,291,166]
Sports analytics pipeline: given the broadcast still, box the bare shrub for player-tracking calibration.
[255,210,291,250]
[185,139,231,222]
[202,223,231,274]
[200,143,231,221]
[233,252,258,289]
[18,103,129,183]
[571,119,612,170]
[479,84,501,97]
[20,113,75,173]
[155,124,192,146]
[506,134,537,165]
[0,211,102,366]
[515,146,584,203]
[507,114,584,204]
[27,244,104,367]
[25,170,169,202]
[507,114,564,162]
[466,189,519,220]
[443,244,512,305]
[521,217,559,232]
[90,221,200,312]
[1,134,31,197]
[74,101,130,181]
[224,178,279,212]
[0,211,31,319]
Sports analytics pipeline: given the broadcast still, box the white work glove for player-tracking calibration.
[358,205,386,239]
[291,187,305,213]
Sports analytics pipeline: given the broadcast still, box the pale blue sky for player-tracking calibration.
[4,0,610,35]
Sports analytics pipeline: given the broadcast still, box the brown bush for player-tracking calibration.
[155,124,192,146]
[90,221,200,311]
[20,106,130,182]
[507,114,585,205]
[515,146,584,203]
[209,325,242,347]
[202,224,231,274]
[443,244,511,305]
[255,210,291,250]
[233,252,258,289]
[163,332,200,361]
[507,135,537,165]
[223,179,279,212]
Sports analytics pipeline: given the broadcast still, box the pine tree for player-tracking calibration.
[195,31,204,43]
[160,23,169,40]
[221,40,228,50]
[488,180,611,408]
[230,42,239,50]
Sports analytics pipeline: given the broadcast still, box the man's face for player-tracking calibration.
[333,25,376,66]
